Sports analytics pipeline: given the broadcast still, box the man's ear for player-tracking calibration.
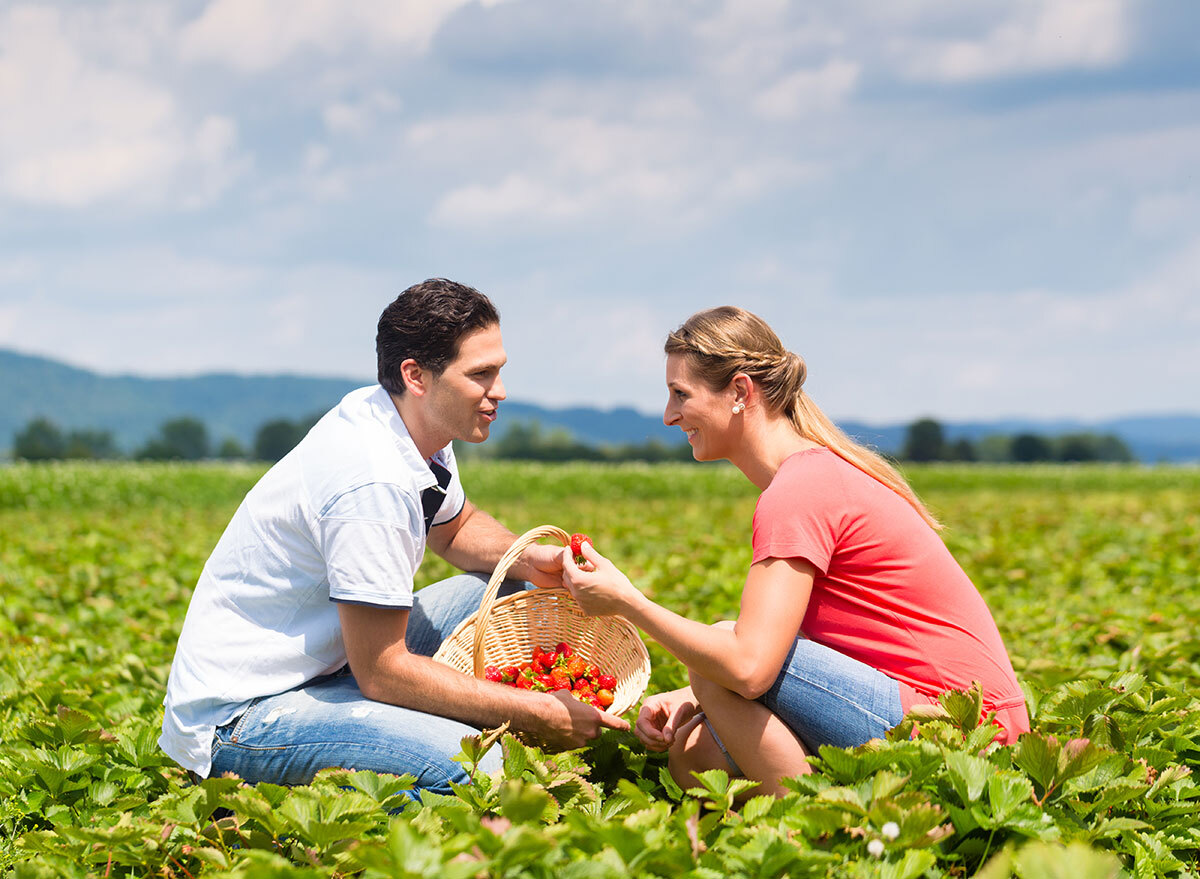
[400,359,427,396]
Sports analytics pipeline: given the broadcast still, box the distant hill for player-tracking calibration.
[2,347,1199,461]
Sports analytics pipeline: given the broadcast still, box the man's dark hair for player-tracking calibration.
[377,279,500,395]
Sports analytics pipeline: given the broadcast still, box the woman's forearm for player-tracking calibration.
[623,591,775,699]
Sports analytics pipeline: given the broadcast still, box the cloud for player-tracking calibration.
[752,59,860,119]
[322,90,402,137]
[420,108,818,229]
[897,0,1130,83]
[0,5,244,208]
[179,0,499,72]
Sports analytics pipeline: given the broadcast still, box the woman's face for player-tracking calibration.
[663,353,738,462]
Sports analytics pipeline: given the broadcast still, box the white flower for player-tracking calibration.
[881,821,900,840]
[867,839,885,858]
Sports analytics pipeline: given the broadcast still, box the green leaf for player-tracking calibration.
[987,772,1034,824]
[944,750,992,804]
[1012,840,1122,878]
[1014,733,1060,793]
[939,683,985,733]
[880,849,937,879]
[498,779,556,824]
[658,765,683,802]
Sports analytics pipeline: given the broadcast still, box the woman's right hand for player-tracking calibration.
[560,541,644,616]
[634,687,700,752]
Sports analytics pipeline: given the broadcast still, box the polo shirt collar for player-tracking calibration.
[367,384,448,490]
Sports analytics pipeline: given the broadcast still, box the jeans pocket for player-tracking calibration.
[223,697,261,744]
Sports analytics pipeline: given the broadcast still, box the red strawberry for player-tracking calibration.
[555,641,573,658]
[484,665,502,683]
[502,666,518,683]
[570,533,591,566]
[597,674,617,691]
[566,656,587,679]
[595,688,615,708]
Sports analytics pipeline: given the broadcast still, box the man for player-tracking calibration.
[160,279,627,792]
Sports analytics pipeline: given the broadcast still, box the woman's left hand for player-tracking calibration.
[559,541,642,616]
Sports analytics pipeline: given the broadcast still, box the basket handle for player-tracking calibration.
[472,525,571,678]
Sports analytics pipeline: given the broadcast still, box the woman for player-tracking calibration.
[562,307,1028,796]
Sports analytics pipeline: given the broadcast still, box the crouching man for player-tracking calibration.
[160,278,627,792]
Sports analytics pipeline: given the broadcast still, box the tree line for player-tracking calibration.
[9,414,324,463]
[9,414,1134,465]
[8,415,694,464]
[899,418,1133,463]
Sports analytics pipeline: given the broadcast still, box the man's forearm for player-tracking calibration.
[357,648,557,738]
[432,504,517,572]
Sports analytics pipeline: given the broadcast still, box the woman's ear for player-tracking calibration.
[731,373,753,408]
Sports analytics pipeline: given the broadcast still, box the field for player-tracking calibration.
[2,461,1199,877]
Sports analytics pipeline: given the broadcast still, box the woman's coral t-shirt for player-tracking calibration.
[751,448,1029,742]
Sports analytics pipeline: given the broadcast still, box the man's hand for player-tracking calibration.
[532,689,629,749]
[635,687,700,752]
[508,542,565,590]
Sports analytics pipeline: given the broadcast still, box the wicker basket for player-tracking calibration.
[432,525,651,717]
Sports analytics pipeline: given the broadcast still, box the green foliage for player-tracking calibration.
[2,461,1199,876]
[12,419,118,462]
[136,416,211,461]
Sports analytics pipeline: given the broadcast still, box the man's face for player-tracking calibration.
[424,323,507,444]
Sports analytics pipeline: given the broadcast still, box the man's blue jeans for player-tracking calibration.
[208,573,510,793]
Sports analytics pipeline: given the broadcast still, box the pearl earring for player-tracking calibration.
[732,402,745,414]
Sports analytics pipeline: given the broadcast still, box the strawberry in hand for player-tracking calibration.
[570,533,592,567]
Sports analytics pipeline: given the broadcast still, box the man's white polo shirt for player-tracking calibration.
[159,385,466,777]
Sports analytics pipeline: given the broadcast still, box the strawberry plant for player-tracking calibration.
[2,461,1199,876]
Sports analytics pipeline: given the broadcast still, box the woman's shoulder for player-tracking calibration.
[769,447,847,490]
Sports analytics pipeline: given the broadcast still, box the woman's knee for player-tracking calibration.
[667,715,727,787]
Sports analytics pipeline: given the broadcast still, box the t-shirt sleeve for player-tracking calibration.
[430,443,466,527]
[317,482,424,607]
[750,457,844,574]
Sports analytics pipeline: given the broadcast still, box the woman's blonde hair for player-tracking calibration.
[665,306,941,530]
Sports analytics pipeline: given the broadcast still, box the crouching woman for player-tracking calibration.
[562,306,1028,795]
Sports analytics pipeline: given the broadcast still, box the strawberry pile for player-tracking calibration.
[484,641,618,709]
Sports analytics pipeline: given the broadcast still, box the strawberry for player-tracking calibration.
[597,674,617,691]
[555,641,573,658]
[570,533,591,566]
[502,666,518,683]
[566,656,587,679]
[595,688,615,708]
[484,665,502,683]
[587,664,601,681]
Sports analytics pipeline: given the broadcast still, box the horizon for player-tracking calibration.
[4,343,1197,429]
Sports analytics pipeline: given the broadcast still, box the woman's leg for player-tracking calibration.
[671,623,904,797]
[681,669,812,797]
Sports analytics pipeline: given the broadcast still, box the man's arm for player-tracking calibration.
[338,602,628,749]
[428,499,563,588]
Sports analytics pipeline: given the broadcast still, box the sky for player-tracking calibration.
[1,0,1198,424]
